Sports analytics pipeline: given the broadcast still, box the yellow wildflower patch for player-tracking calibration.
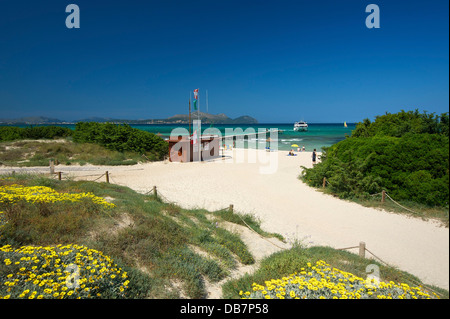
[0,184,115,208]
[242,260,436,299]
[0,244,128,299]
[0,183,123,298]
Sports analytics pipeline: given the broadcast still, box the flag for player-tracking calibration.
[193,99,198,111]
[192,130,198,144]
[193,89,198,99]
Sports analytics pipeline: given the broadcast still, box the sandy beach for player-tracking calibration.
[3,148,449,291]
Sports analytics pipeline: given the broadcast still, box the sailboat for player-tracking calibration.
[344,121,348,128]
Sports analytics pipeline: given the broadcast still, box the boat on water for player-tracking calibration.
[293,121,308,131]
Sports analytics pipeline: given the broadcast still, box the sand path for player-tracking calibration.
[3,149,448,290]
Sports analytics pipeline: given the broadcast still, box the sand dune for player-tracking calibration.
[4,149,448,290]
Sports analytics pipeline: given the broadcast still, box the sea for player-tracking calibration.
[9,123,356,152]
[137,123,355,151]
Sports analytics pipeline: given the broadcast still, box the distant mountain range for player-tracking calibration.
[164,112,258,124]
[0,113,258,125]
[0,116,68,124]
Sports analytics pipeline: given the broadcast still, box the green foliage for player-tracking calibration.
[351,109,449,138]
[72,122,168,160]
[302,110,449,207]
[222,246,309,299]
[0,126,73,142]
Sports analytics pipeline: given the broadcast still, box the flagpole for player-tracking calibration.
[189,98,191,137]
[189,91,192,137]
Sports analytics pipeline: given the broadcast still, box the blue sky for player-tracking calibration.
[0,0,448,123]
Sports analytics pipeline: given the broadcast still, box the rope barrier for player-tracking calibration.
[227,208,286,250]
[321,176,422,216]
[156,191,173,203]
[337,242,444,298]
[369,192,382,197]
[149,187,178,205]
[72,173,106,178]
[91,173,106,182]
[384,192,421,216]
[337,244,388,265]
[364,247,389,266]
[108,174,119,185]
[337,246,360,251]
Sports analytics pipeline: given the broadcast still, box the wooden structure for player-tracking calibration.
[168,134,220,162]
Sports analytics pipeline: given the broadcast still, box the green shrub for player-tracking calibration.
[351,110,449,138]
[302,110,449,207]
[72,122,168,160]
[0,126,72,142]
[222,246,309,299]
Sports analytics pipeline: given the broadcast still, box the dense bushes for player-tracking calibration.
[72,122,168,161]
[0,123,169,163]
[0,126,72,142]
[352,110,449,138]
[302,110,449,207]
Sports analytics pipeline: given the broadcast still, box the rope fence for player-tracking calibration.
[216,204,286,250]
[321,177,423,216]
[337,241,444,298]
[337,241,389,265]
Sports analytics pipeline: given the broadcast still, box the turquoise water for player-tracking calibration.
[134,123,355,151]
[7,123,356,151]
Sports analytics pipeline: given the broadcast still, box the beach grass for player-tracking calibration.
[0,139,150,167]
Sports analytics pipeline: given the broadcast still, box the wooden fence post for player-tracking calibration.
[229,204,234,213]
[322,177,326,188]
[359,242,366,258]
[105,171,109,183]
[49,160,55,174]
[153,186,157,198]
[58,172,62,181]
[381,190,386,203]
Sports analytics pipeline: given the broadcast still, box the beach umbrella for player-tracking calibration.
[291,144,299,148]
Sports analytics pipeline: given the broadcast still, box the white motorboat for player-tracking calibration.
[294,121,308,131]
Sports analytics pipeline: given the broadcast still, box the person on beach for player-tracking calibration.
[302,146,305,152]
[312,149,317,165]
